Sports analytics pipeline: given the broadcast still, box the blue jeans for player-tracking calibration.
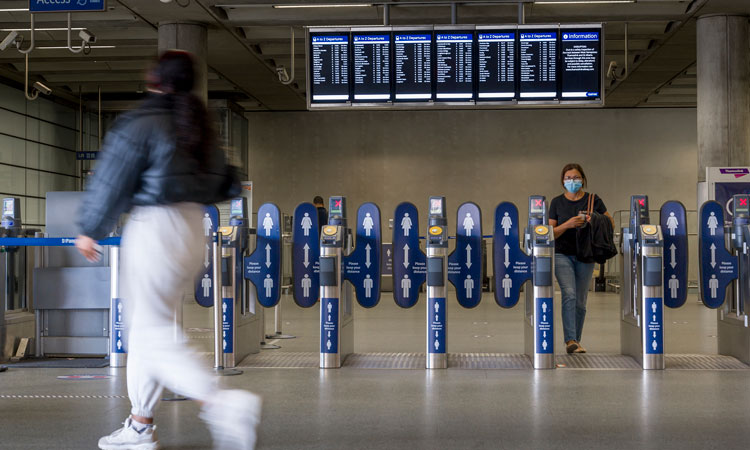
[555,254,595,343]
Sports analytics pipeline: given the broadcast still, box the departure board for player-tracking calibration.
[435,32,474,100]
[561,29,601,99]
[309,33,350,103]
[477,30,516,100]
[519,30,558,99]
[394,32,432,101]
[352,33,391,102]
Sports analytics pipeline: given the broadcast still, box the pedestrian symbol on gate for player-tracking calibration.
[202,274,211,297]
[203,213,213,237]
[463,213,474,236]
[301,213,313,236]
[401,274,411,297]
[707,212,718,236]
[502,274,512,298]
[401,213,412,236]
[302,274,312,298]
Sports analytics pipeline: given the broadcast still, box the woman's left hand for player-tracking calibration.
[75,235,101,263]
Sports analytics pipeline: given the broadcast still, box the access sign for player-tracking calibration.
[699,201,738,308]
[660,201,688,308]
[392,202,427,308]
[344,203,382,308]
[448,202,482,308]
[30,0,107,13]
[244,203,282,308]
[493,202,532,308]
[292,203,320,308]
[195,205,219,307]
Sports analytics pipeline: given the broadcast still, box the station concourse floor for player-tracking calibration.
[3,291,750,450]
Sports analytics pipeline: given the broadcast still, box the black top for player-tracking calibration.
[316,206,327,235]
[549,192,607,256]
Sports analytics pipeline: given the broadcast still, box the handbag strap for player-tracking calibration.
[587,192,595,215]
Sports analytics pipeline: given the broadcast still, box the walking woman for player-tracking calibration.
[548,163,613,354]
[76,51,261,450]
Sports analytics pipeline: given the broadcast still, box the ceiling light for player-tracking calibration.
[535,0,634,4]
[0,8,29,12]
[272,3,372,8]
[36,45,116,50]
[0,28,85,32]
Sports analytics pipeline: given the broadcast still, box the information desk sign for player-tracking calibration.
[518,27,558,100]
[244,203,282,308]
[493,202,532,308]
[660,201,688,308]
[195,205,219,308]
[343,203,382,308]
[699,201,738,308]
[292,203,320,308]
[392,202,426,308]
[448,202,483,308]
[435,30,474,101]
[394,30,433,101]
[560,26,602,100]
[352,31,392,102]
[476,27,516,101]
[30,0,106,13]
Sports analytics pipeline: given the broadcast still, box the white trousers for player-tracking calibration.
[121,203,216,418]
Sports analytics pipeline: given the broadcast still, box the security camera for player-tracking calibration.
[32,81,52,96]
[0,31,19,51]
[606,61,619,81]
[79,30,96,44]
[275,65,290,83]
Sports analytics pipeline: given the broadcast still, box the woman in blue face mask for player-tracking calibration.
[548,163,613,354]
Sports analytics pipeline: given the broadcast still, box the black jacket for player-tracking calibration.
[576,212,617,264]
[77,95,238,240]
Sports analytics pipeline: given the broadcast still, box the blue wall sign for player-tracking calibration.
[493,202,531,308]
[392,202,426,308]
[0,237,120,247]
[428,297,446,354]
[699,201,738,308]
[76,151,98,160]
[244,203,282,308]
[645,297,663,354]
[660,201,688,308]
[195,205,219,308]
[343,203,382,308]
[30,0,107,13]
[536,297,553,354]
[222,298,233,354]
[381,243,393,276]
[111,298,125,354]
[448,202,483,308]
[320,298,338,353]
[292,203,320,308]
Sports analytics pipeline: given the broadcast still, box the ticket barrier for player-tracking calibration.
[702,195,750,364]
[426,197,448,369]
[493,196,555,369]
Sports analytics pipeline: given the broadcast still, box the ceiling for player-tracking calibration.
[0,0,747,111]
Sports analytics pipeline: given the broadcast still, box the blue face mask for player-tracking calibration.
[564,180,583,194]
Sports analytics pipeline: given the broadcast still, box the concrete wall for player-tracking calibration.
[247,108,698,227]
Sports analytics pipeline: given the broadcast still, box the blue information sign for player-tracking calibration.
[195,205,219,308]
[292,203,320,308]
[392,202,427,308]
[76,151,98,160]
[381,243,393,276]
[344,203,382,308]
[222,298,233,354]
[536,297,553,354]
[244,203,282,308]
[699,201,738,308]
[321,298,338,353]
[30,0,106,13]
[660,201,688,308]
[428,297,446,354]
[111,298,125,354]
[448,202,483,308]
[493,202,532,308]
[645,297,663,354]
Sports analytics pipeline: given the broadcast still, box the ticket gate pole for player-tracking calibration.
[108,245,126,368]
[267,304,295,340]
[212,232,241,376]
[426,197,448,369]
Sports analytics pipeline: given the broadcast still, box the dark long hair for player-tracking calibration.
[151,51,213,165]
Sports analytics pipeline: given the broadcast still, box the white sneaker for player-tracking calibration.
[201,390,263,450]
[98,417,159,450]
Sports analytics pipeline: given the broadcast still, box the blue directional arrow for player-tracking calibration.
[292,203,320,308]
[392,202,426,308]
[448,202,483,308]
[244,203,282,308]
[344,203,382,308]
[195,205,219,307]
[493,202,531,308]
[699,201,738,309]
[660,201,688,308]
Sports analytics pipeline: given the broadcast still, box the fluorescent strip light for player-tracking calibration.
[37,45,116,50]
[535,1,634,4]
[0,9,29,12]
[273,3,372,8]
[1,28,85,32]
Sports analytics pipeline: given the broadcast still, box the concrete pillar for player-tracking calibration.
[158,22,208,103]
[697,15,750,181]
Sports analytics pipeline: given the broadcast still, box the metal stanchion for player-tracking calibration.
[109,245,127,368]
[266,302,295,340]
[213,232,242,376]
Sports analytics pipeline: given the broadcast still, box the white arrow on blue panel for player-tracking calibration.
[503,244,510,268]
[303,244,310,268]
[434,340,439,350]
[466,244,472,268]
[403,244,410,268]
[670,244,677,269]
[710,243,717,268]
[265,244,272,268]
[365,244,372,268]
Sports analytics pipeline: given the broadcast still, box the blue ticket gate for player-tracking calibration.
[425,197,448,369]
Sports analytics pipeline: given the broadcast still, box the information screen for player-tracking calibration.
[560,29,601,99]
[435,32,474,100]
[477,30,516,100]
[394,32,433,101]
[309,33,350,103]
[352,33,391,102]
[519,30,558,99]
